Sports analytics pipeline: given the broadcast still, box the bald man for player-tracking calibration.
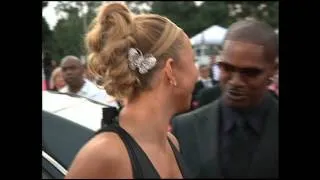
[59,56,119,108]
[171,20,278,178]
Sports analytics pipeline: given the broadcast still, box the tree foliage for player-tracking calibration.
[50,1,102,61]
[150,1,278,37]
[150,1,200,37]
[42,1,52,51]
[51,7,84,61]
[44,1,278,61]
[227,1,278,28]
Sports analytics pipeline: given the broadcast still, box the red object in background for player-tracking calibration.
[268,83,278,96]
[43,80,47,90]
[191,100,200,110]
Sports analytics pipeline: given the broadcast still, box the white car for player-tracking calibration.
[42,91,119,178]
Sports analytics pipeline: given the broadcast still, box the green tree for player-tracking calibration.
[125,1,153,14]
[51,1,102,61]
[51,7,84,61]
[42,18,52,50]
[42,1,52,52]
[227,2,279,29]
[150,1,231,37]
[195,1,230,30]
[151,1,200,37]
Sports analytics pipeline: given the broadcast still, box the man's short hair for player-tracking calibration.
[224,19,278,63]
[60,55,82,66]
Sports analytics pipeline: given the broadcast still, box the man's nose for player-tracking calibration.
[229,72,245,87]
[65,68,73,75]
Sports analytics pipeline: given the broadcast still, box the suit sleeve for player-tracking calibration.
[171,115,180,138]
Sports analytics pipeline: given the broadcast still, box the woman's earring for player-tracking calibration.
[170,80,177,86]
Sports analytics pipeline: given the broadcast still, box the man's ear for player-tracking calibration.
[164,58,176,85]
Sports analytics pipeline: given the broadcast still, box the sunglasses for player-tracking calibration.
[216,61,264,78]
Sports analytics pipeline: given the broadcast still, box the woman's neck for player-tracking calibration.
[119,92,175,147]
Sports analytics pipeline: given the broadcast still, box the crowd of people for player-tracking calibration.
[43,2,279,179]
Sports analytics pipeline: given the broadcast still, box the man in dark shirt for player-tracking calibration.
[171,20,278,178]
[43,51,54,89]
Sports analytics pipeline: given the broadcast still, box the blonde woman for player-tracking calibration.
[49,67,66,91]
[65,2,198,179]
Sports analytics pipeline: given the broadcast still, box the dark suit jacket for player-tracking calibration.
[171,96,278,178]
[195,85,222,107]
[193,81,205,98]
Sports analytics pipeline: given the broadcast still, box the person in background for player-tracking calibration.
[191,65,213,110]
[49,67,66,91]
[65,2,197,179]
[42,80,47,91]
[43,51,54,89]
[59,55,119,108]
[210,55,221,85]
[171,19,279,178]
[197,65,214,89]
[42,64,47,91]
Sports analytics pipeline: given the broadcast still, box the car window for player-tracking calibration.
[42,111,94,169]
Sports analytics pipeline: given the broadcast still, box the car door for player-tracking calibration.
[42,150,66,179]
[42,111,95,178]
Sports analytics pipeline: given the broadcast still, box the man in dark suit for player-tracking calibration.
[171,20,278,178]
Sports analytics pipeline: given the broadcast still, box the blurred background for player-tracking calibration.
[42,1,278,66]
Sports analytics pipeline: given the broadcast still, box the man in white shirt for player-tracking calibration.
[212,63,220,82]
[59,56,119,108]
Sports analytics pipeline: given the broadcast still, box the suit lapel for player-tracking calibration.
[248,99,279,178]
[196,100,223,178]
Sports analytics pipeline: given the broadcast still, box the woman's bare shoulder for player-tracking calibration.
[65,132,132,179]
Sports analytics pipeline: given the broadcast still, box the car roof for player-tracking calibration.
[43,91,107,131]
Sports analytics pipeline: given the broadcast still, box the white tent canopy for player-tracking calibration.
[190,25,227,46]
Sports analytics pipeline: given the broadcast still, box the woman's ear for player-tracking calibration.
[164,58,177,85]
